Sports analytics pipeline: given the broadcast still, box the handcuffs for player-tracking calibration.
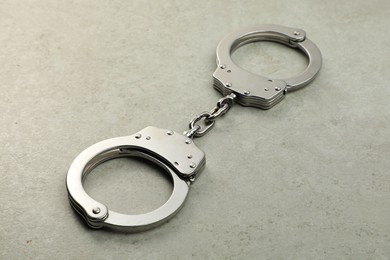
[66,24,322,232]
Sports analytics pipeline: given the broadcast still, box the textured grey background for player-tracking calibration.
[1,0,389,259]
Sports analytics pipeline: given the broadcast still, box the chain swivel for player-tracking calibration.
[183,124,201,139]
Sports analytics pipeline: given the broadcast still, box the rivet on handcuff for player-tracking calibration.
[66,24,322,232]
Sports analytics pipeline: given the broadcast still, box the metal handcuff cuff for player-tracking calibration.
[66,24,322,232]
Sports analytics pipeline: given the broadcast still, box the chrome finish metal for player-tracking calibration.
[66,126,205,232]
[189,112,215,137]
[67,24,322,232]
[187,93,236,138]
[183,124,201,139]
[213,24,322,109]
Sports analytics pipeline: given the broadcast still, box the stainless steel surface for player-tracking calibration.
[187,93,236,138]
[67,126,205,232]
[213,24,322,109]
[66,24,321,232]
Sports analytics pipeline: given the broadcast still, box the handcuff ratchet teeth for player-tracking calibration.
[66,24,322,232]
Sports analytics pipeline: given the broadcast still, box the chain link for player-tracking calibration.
[184,93,236,138]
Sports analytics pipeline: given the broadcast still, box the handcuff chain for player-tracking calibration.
[184,93,236,138]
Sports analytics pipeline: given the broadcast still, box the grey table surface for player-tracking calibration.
[1,0,389,259]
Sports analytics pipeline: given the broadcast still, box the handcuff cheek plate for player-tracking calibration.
[66,126,205,232]
[213,24,322,109]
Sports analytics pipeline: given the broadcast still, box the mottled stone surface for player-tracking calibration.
[0,0,389,259]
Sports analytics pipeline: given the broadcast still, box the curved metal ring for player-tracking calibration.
[213,24,322,109]
[66,135,190,232]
